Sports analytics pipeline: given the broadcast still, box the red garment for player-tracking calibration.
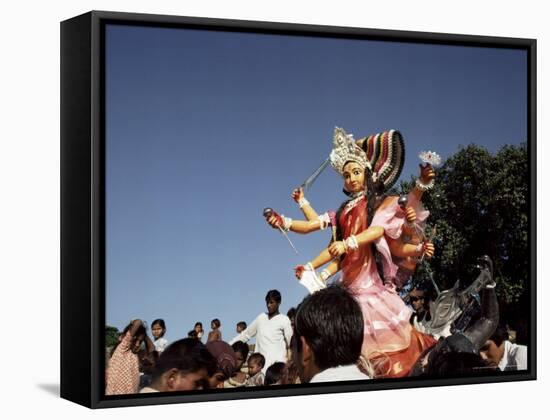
[369,328,437,378]
[335,195,436,377]
[337,196,412,356]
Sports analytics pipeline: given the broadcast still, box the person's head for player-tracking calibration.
[139,350,159,375]
[286,307,297,328]
[236,321,247,333]
[342,161,366,194]
[292,285,364,383]
[410,333,492,377]
[210,319,221,330]
[265,362,288,386]
[231,341,249,370]
[265,290,282,316]
[205,340,237,388]
[187,329,198,339]
[479,325,509,368]
[194,322,203,333]
[247,353,265,377]
[150,338,216,392]
[118,321,147,354]
[409,287,428,314]
[151,319,166,340]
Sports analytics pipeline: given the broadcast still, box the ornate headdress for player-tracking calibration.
[356,129,405,191]
[329,127,371,176]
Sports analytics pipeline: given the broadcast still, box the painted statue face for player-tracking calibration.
[342,162,365,193]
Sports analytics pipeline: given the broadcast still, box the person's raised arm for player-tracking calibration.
[128,319,143,336]
[388,237,435,259]
[410,163,435,203]
[229,315,259,345]
[266,213,324,235]
[144,333,155,354]
[292,187,319,221]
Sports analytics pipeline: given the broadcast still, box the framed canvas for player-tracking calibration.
[60,10,536,409]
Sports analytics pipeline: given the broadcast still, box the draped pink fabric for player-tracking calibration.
[337,196,413,356]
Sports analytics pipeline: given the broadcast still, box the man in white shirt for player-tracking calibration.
[480,325,528,371]
[291,285,370,383]
[229,290,293,373]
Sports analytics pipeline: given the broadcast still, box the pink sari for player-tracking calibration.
[336,194,435,376]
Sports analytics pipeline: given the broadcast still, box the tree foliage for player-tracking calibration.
[398,143,529,311]
[105,325,120,349]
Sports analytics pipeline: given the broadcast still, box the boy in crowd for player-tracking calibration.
[291,285,370,383]
[140,338,215,393]
[230,290,292,373]
[480,325,528,371]
[245,353,266,386]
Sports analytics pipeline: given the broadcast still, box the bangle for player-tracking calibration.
[344,235,359,251]
[318,213,331,230]
[415,178,435,192]
[298,197,310,208]
[282,216,293,232]
[415,243,423,255]
[320,269,331,282]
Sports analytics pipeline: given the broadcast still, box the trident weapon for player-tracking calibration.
[263,208,299,255]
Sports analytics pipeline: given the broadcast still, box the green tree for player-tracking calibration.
[105,325,120,349]
[398,143,529,318]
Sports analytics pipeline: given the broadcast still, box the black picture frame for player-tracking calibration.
[61,10,536,409]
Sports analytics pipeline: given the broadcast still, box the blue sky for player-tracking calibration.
[105,24,526,343]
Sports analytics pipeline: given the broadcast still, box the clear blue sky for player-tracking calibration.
[105,24,526,343]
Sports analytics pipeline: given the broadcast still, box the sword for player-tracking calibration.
[300,158,330,191]
[263,208,299,254]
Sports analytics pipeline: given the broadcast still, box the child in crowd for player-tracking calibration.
[207,319,222,342]
[265,362,288,386]
[151,319,169,353]
[138,350,159,389]
[140,338,216,393]
[245,353,265,386]
[224,341,249,388]
[286,308,297,330]
[106,319,154,395]
[236,321,247,334]
[194,322,204,342]
[205,341,237,388]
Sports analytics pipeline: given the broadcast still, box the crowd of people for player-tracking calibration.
[105,127,528,396]
[105,282,527,395]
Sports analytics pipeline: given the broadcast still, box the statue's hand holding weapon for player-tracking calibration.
[263,207,299,254]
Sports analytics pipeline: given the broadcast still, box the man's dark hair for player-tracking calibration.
[265,362,286,385]
[265,289,282,303]
[152,338,216,382]
[489,325,509,347]
[293,285,363,371]
[231,340,250,361]
[423,349,492,377]
[248,352,266,368]
[237,321,247,330]
[286,307,297,320]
